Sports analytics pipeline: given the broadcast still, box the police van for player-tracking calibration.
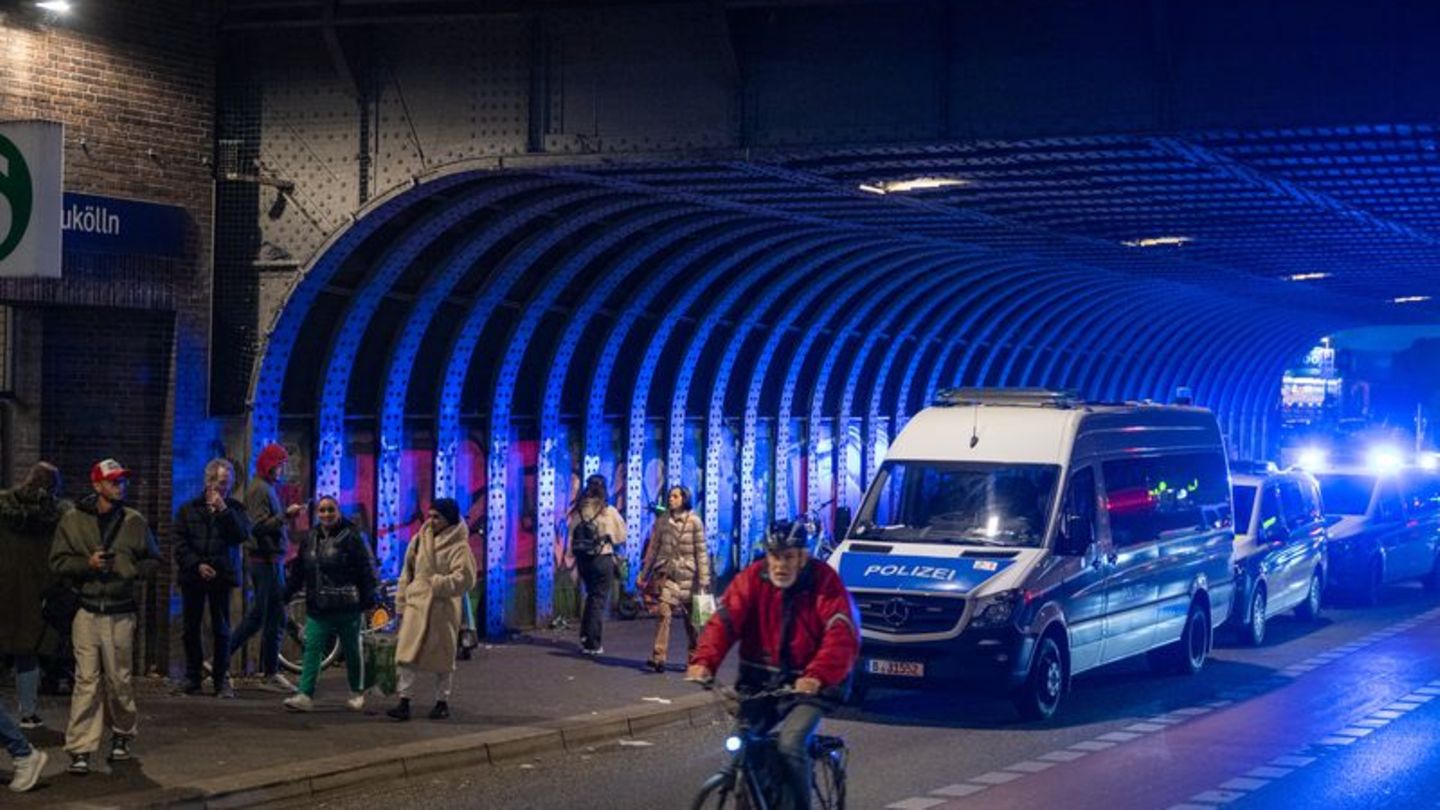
[833,389,1236,719]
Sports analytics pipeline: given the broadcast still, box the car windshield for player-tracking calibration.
[1232,485,1257,535]
[1316,474,1376,515]
[851,461,1060,547]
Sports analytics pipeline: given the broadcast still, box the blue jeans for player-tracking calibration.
[14,655,39,716]
[0,703,31,759]
[229,562,285,676]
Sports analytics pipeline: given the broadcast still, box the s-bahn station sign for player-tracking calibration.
[0,120,63,279]
[62,191,186,258]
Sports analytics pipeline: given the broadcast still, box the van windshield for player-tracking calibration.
[851,461,1060,547]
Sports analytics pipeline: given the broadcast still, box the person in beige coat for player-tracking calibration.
[637,485,710,673]
[387,498,476,721]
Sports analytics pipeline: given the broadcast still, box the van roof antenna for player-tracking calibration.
[969,404,980,448]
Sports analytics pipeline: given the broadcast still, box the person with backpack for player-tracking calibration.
[566,475,627,656]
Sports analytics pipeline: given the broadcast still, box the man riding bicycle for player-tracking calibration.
[686,521,860,810]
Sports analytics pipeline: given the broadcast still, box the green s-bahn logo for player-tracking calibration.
[0,133,35,263]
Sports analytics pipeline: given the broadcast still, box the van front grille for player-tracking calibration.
[857,594,966,635]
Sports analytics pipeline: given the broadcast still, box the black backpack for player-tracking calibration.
[571,508,602,556]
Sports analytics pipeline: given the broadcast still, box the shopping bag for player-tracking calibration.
[362,632,399,695]
[691,592,716,631]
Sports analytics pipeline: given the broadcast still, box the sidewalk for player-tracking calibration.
[1,616,734,808]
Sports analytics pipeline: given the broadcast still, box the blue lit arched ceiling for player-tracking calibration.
[250,125,1437,633]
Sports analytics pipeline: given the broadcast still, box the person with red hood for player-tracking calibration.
[229,443,303,692]
[686,521,860,810]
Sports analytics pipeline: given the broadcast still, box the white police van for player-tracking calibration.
[833,389,1236,719]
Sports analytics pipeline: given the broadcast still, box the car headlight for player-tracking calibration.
[970,589,1021,630]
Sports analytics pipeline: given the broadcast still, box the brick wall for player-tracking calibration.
[0,1,220,674]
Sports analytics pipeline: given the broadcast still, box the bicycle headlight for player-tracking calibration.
[724,735,743,753]
[970,589,1021,630]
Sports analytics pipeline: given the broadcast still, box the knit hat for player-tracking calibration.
[431,497,461,528]
[256,443,289,479]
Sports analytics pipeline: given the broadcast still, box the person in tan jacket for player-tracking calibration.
[387,498,476,721]
[567,474,627,656]
[637,485,710,673]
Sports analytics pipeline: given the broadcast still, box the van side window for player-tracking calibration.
[1377,485,1405,523]
[1260,487,1283,535]
[1400,473,1440,518]
[1102,452,1232,548]
[1302,479,1324,524]
[1061,467,1097,546]
[1278,481,1308,532]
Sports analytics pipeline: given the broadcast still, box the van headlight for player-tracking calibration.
[970,589,1021,630]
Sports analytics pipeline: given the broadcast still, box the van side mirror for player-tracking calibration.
[1058,514,1094,556]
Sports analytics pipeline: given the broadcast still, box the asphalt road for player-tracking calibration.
[289,583,1440,810]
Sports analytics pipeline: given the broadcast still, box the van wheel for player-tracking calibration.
[1243,587,1267,647]
[1295,570,1323,621]
[1012,635,1064,721]
[1357,557,1384,607]
[1150,601,1210,676]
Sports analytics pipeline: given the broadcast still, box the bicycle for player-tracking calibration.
[277,579,399,673]
[690,681,848,810]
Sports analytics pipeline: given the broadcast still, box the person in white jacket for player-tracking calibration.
[566,475,627,656]
[386,498,476,721]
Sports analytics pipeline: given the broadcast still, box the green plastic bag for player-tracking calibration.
[691,592,716,631]
[362,632,399,695]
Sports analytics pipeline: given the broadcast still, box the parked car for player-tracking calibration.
[1228,469,1327,645]
[1313,467,1440,605]
[832,388,1235,720]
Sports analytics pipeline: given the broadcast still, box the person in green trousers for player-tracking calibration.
[281,496,378,712]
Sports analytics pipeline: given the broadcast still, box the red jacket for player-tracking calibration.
[693,558,861,690]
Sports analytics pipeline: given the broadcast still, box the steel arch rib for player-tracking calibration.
[657,234,879,568]
[765,246,957,534]
[955,273,1116,395]
[598,226,813,581]
[809,254,988,521]
[925,270,1099,407]
[1130,292,1258,401]
[376,186,611,570]
[852,255,1025,492]
[875,258,1035,467]
[999,276,1139,387]
[1099,290,1240,402]
[250,172,486,465]
[536,212,756,607]
[437,193,649,637]
[491,203,698,626]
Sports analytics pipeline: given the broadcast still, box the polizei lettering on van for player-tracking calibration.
[838,552,1013,594]
[862,563,957,581]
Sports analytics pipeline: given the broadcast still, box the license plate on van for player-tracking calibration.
[866,658,924,677]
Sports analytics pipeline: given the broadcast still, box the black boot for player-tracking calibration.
[386,698,411,722]
[428,700,450,720]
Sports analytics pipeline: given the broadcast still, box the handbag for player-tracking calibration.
[41,580,80,631]
[690,592,716,630]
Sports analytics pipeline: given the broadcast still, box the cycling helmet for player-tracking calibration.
[765,520,810,552]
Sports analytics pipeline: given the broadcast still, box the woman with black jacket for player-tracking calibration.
[281,496,378,713]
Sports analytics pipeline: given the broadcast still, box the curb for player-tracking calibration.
[58,693,723,809]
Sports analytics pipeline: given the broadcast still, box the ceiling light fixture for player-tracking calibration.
[1391,295,1433,304]
[1287,272,1331,281]
[35,0,73,12]
[858,177,969,195]
[1121,236,1192,248]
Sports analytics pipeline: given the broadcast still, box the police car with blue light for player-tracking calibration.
[830,389,1236,720]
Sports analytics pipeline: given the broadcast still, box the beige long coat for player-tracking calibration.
[395,520,477,673]
[641,510,710,608]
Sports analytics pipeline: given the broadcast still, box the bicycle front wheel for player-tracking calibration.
[692,771,755,810]
[811,744,847,810]
[278,596,342,674]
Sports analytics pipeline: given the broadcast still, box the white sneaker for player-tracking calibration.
[283,693,314,713]
[9,749,48,793]
[345,692,366,711]
[263,673,296,693]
